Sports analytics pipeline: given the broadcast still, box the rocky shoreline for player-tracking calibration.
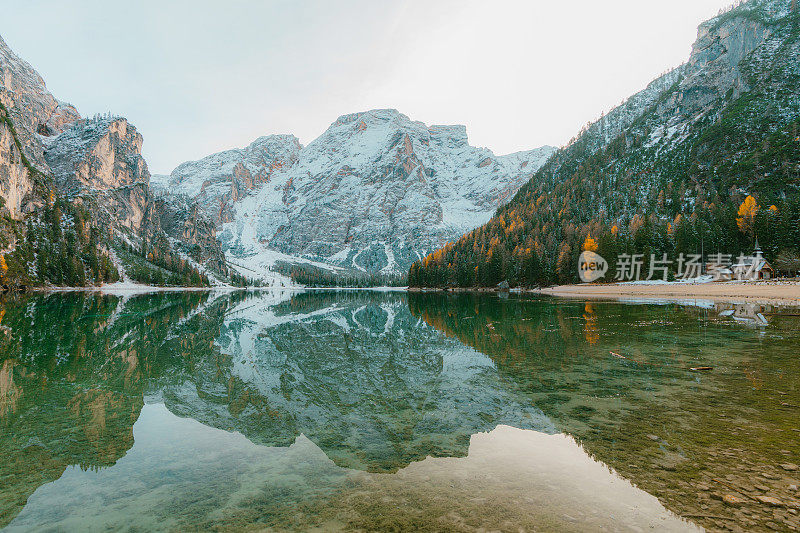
[408,280,800,305]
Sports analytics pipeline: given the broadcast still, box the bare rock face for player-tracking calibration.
[44,117,150,235]
[167,134,302,226]
[0,35,80,218]
[676,3,774,115]
[153,192,229,276]
[0,35,79,165]
[0,115,33,219]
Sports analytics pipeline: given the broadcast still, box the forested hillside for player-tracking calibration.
[409,0,800,288]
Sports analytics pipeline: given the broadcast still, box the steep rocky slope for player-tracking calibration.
[166,134,302,226]
[166,109,555,278]
[44,117,150,233]
[0,35,79,219]
[0,35,226,287]
[410,0,800,287]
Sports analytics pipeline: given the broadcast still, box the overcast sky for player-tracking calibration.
[1,0,733,173]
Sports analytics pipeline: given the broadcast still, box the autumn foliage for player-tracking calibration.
[736,195,759,236]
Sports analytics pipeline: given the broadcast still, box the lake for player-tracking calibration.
[0,290,798,531]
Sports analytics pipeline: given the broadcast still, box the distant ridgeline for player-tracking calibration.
[409,0,800,288]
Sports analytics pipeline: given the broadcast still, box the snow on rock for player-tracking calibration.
[169,109,556,275]
[43,117,150,233]
[168,134,301,225]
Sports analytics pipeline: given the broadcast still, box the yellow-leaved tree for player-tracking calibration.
[0,254,7,285]
[736,195,759,237]
[583,234,598,252]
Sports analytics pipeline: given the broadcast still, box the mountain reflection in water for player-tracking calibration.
[0,290,798,531]
[6,404,695,532]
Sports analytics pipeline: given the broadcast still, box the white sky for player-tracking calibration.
[1,0,734,173]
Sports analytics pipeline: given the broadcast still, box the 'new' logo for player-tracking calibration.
[578,251,608,283]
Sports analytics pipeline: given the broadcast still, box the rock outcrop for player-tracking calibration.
[44,117,150,234]
[0,35,79,218]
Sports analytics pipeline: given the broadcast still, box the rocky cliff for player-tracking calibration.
[0,35,79,219]
[166,109,555,278]
[44,117,150,233]
[41,115,229,281]
[0,34,226,287]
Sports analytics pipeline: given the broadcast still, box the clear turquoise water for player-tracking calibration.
[0,291,798,531]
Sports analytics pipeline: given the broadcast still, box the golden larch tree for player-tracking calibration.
[583,234,598,252]
[736,195,759,236]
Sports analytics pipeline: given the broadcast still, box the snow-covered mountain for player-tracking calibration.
[164,109,555,277]
[167,134,302,226]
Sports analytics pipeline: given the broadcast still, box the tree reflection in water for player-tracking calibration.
[0,290,798,531]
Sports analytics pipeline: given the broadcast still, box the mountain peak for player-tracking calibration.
[248,133,303,153]
[322,109,471,148]
[428,124,469,148]
[332,108,405,127]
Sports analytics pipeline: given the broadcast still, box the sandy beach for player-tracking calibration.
[539,280,800,305]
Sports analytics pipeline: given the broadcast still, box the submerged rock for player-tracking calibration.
[722,494,746,506]
[756,495,785,506]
